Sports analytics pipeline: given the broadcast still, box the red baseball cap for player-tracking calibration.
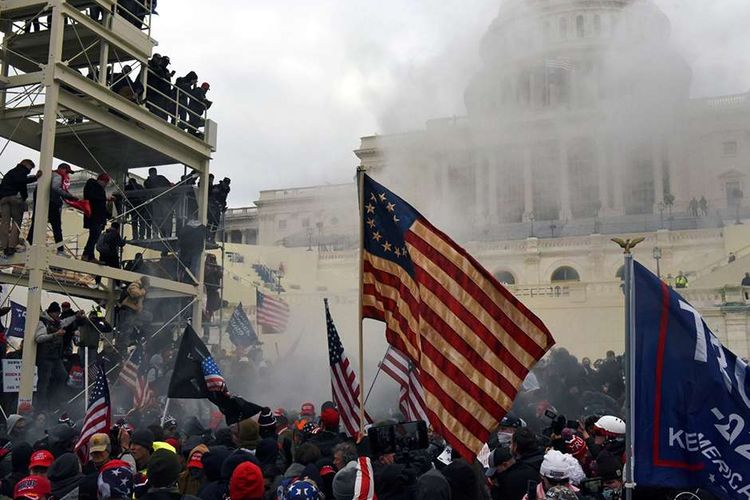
[28,450,54,469]
[14,475,51,499]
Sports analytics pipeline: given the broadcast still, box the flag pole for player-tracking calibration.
[356,166,367,435]
[84,348,89,411]
[613,237,642,500]
[161,398,170,426]
[364,345,390,406]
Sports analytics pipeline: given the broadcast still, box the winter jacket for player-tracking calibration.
[522,482,579,500]
[517,448,545,473]
[0,164,36,200]
[97,228,126,257]
[83,178,108,228]
[48,453,83,499]
[34,311,78,361]
[416,469,451,500]
[48,171,77,208]
[121,278,147,312]
[490,460,539,500]
[176,221,206,256]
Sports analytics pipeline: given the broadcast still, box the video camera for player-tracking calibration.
[368,420,429,457]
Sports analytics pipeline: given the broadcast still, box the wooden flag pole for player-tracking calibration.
[356,166,367,435]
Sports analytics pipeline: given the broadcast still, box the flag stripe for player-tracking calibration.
[408,224,550,356]
[258,290,290,332]
[410,220,552,351]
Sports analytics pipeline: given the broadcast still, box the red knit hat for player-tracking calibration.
[229,461,264,499]
[565,434,588,461]
[320,408,340,430]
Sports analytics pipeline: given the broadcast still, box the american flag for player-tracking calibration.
[360,174,555,460]
[119,344,154,409]
[257,289,289,333]
[74,363,111,461]
[325,299,371,436]
[379,347,428,423]
[201,356,226,392]
[353,456,376,500]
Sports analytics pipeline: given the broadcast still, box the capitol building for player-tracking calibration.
[220,0,750,360]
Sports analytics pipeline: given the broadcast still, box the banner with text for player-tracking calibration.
[2,359,37,392]
[634,260,750,499]
[8,301,26,338]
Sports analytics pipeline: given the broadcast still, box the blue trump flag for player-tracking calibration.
[8,301,25,338]
[227,303,258,347]
[634,261,750,498]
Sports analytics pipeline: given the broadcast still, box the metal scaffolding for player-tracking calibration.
[0,0,218,409]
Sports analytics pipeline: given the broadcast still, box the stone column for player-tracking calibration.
[613,141,626,214]
[653,140,664,211]
[488,151,498,219]
[596,138,610,215]
[475,154,486,221]
[559,140,573,220]
[523,146,534,221]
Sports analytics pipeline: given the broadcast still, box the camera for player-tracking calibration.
[368,421,429,457]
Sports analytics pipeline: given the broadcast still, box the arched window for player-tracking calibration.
[559,17,568,39]
[616,266,624,281]
[494,270,516,285]
[593,15,601,35]
[551,266,581,282]
[576,15,585,38]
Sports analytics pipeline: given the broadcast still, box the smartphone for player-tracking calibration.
[526,480,537,500]
[580,478,603,494]
[544,409,557,420]
[368,421,429,456]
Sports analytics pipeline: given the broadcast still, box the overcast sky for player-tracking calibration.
[6,1,749,207]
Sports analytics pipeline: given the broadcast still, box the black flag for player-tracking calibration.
[227,303,258,347]
[167,325,262,424]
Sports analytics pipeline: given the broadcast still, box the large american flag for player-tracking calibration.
[379,347,428,423]
[360,174,555,460]
[256,289,289,333]
[74,363,111,460]
[119,344,154,409]
[325,299,371,436]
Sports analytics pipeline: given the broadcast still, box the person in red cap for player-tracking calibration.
[28,451,53,477]
[177,444,207,496]
[229,461,264,500]
[13,475,51,500]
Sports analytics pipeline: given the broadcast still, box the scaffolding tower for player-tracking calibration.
[0,0,218,409]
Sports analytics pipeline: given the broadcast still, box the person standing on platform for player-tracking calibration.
[27,163,78,255]
[97,221,126,270]
[34,302,81,410]
[82,173,111,262]
[144,168,173,238]
[117,276,152,352]
[124,177,147,239]
[0,159,41,256]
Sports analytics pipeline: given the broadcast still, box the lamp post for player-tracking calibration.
[652,246,662,278]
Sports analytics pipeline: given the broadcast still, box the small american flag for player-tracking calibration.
[201,356,226,392]
[257,289,289,333]
[379,347,429,423]
[74,363,111,461]
[325,299,371,436]
[119,344,154,409]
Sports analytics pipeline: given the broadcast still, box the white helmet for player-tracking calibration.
[594,415,626,438]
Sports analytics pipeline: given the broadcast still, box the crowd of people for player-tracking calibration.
[0,158,230,283]
[0,344,722,500]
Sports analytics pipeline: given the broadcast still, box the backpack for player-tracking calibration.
[95,230,109,254]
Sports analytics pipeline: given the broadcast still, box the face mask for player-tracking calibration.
[497,432,513,445]
[602,488,621,500]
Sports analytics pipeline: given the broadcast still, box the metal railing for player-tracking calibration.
[142,67,211,136]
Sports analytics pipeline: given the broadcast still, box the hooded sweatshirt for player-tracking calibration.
[416,469,451,500]
[48,452,83,499]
